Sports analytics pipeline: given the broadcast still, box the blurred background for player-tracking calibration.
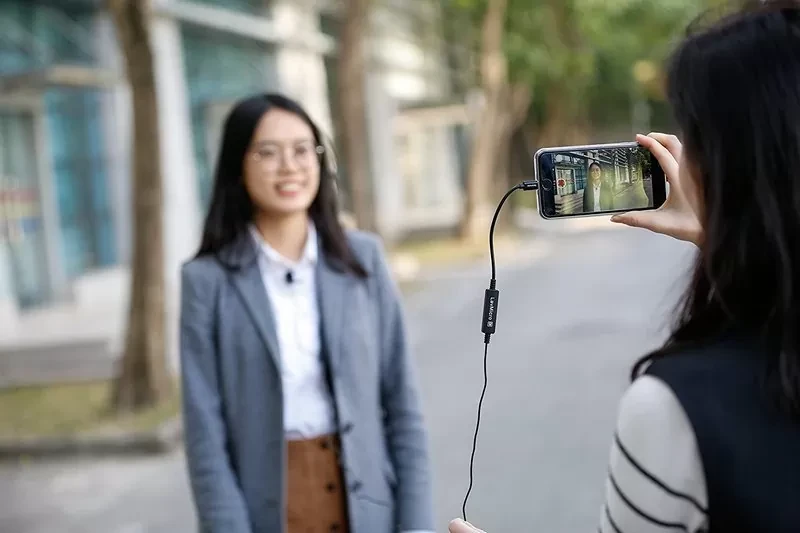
[0,0,714,531]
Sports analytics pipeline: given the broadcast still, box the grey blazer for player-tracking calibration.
[179,229,435,533]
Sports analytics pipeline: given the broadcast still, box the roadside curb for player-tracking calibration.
[0,416,183,461]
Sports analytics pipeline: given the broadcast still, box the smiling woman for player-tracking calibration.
[243,113,325,219]
[195,93,362,273]
[180,93,435,533]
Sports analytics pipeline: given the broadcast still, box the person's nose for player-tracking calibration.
[278,147,300,173]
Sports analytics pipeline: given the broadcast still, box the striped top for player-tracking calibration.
[599,375,709,533]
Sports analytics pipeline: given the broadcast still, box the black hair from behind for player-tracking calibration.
[632,0,800,417]
[195,93,367,278]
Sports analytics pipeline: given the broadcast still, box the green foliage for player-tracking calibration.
[578,0,702,129]
[445,0,712,137]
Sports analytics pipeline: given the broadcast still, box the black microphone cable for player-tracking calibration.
[461,179,538,522]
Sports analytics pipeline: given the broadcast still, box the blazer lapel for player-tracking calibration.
[316,255,353,372]
[223,233,282,373]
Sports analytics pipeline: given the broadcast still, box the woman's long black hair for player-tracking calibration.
[633,0,800,417]
[195,93,367,278]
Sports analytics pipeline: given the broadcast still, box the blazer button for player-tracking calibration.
[341,422,354,434]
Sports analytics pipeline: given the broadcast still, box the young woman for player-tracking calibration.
[451,2,800,532]
[180,93,435,533]
[582,162,615,212]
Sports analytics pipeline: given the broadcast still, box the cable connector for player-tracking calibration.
[520,180,538,191]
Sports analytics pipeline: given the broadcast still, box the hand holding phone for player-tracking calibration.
[533,133,703,247]
[610,133,704,247]
[535,141,667,219]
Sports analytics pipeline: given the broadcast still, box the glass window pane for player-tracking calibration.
[46,87,115,278]
[188,0,269,16]
[181,24,278,209]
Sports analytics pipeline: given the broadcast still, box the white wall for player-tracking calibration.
[151,13,202,365]
[364,1,461,237]
[369,0,451,103]
[0,243,18,337]
[272,0,334,135]
[364,70,403,242]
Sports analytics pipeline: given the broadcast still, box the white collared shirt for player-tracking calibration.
[250,223,435,533]
[249,222,336,440]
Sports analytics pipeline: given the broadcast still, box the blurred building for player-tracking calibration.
[0,0,467,356]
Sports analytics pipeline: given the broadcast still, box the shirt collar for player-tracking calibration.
[248,220,318,269]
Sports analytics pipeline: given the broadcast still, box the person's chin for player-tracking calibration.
[271,197,314,216]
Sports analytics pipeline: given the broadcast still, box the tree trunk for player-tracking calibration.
[336,0,375,233]
[491,84,532,230]
[537,84,571,147]
[459,0,509,243]
[108,0,172,412]
[536,0,590,148]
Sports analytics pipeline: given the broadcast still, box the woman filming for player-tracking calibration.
[180,93,435,533]
[452,1,800,532]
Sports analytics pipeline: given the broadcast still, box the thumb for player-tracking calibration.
[449,518,486,533]
[610,211,646,228]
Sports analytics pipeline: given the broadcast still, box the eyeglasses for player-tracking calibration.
[249,141,324,172]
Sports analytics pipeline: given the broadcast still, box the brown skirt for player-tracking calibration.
[287,434,350,533]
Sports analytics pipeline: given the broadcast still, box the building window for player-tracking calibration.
[555,167,575,196]
[0,107,51,308]
[46,87,116,278]
[0,1,115,282]
[0,1,97,72]
[188,0,270,16]
[181,24,278,209]
[396,126,447,210]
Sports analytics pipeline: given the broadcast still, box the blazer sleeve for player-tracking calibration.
[180,264,253,533]
[370,238,436,531]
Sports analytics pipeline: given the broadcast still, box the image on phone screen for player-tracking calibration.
[535,143,666,219]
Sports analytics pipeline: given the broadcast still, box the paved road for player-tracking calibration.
[0,223,695,533]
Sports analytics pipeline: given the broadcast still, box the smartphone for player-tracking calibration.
[533,142,667,219]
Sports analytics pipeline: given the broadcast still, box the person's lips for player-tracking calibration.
[276,182,304,196]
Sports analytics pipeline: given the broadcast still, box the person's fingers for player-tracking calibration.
[636,134,680,181]
[612,210,702,245]
[611,209,673,234]
[648,132,682,161]
[449,519,486,533]
[610,211,647,229]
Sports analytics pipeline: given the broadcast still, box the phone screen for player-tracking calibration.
[535,143,666,219]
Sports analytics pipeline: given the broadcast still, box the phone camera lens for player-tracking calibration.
[541,178,553,191]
